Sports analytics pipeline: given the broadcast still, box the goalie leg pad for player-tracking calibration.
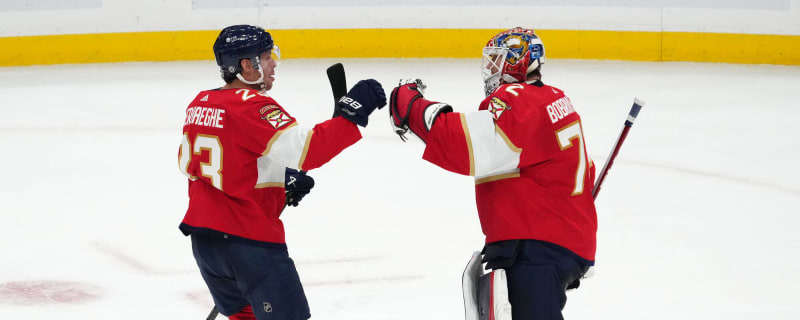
[478,270,512,320]
[463,251,512,320]
[462,251,482,320]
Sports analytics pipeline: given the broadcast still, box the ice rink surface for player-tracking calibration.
[1,58,799,319]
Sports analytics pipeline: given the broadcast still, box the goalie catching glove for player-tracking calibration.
[389,79,452,142]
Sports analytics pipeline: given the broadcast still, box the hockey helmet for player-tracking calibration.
[213,25,277,77]
[481,27,545,96]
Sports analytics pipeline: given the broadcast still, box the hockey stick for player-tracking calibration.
[592,98,645,200]
[326,63,347,100]
[326,63,347,117]
[206,306,219,320]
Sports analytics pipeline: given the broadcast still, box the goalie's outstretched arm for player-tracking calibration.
[389,79,522,178]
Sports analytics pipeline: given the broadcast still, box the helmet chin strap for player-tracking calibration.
[236,56,267,91]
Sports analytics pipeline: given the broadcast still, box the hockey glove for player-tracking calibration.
[336,79,387,127]
[389,79,453,143]
[285,168,315,207]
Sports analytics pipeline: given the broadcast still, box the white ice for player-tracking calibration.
[1,58,799,319]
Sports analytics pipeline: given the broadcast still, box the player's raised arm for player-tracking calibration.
[250,79,385,171]
[299,79,386,170]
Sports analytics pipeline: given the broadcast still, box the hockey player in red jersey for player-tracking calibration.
[179,25,385,320]
[389,27,595,319]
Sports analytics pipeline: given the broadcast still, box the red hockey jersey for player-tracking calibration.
[423,82,597,261]
[178,88,361,244]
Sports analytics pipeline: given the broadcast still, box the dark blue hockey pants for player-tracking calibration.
[487,240,590,320]
[190,234,310,320]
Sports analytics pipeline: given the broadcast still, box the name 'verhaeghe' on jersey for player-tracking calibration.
[178,88,361,244]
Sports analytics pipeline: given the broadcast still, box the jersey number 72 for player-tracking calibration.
[555,120,589,196]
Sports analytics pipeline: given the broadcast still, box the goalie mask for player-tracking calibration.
[482,27,545,96]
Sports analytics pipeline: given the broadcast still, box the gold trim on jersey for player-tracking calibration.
[298,130,314,170]
[255,182,284,189]
[495,126,522,153]
[262,122,298,156]
[475,171,521,185]
[460,113,475,176]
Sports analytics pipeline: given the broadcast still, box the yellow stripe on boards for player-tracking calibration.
[271,29,500,58]
[536,30,663,62]
[0,31,219,66]
[1,29,798,66]
[663,32,800,65]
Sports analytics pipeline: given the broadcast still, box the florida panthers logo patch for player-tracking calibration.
[488,97,511,121]
[259,105,293,129]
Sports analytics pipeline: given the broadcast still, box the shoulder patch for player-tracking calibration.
[488,97,511,121]
[259,105,293,129]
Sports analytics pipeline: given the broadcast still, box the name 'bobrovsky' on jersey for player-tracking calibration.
[421,82,598,262]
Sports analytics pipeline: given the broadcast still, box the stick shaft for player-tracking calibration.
[206,306,219,320]
[592,98,644,200]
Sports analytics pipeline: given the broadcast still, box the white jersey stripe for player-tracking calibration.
[495,126,522,153]
[262,122,297,156]
[463,111,521,178]
[255,123,312,188]
[255,155,285,188]
[267,124,310,168]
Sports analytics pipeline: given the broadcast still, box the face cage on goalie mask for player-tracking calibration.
[481,46,508,97]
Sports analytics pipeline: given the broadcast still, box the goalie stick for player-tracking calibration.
[592,98,645,199]
[577,98,644,280]
[203,64,348,320]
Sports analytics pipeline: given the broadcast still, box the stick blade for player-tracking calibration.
[326,63,347,101]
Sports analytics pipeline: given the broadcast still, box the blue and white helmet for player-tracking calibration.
[213,25,279,85]
[481,27,545,96]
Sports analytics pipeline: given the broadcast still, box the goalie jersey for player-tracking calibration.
[178,88,361,244]
[424,81,597,261]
